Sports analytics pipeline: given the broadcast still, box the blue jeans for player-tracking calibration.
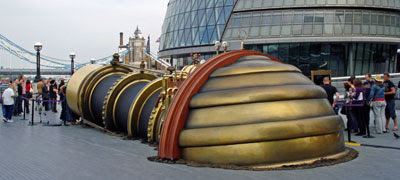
[2,104,5,117]
[4,105,14,120]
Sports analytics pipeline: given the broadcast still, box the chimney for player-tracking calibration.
[120,32,123,46]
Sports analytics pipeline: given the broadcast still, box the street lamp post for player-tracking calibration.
[34,42,42,82]
[70,53,76,75]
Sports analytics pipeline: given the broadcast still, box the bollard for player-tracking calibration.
[21,97,27,120]
[29,99,35,126]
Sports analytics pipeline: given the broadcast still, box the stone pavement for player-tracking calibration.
[0,107,400,180]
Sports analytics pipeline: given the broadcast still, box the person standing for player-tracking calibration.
[320,77,339,114]
[2,84,16,122]
[363,73,374,126]
[0,78,10,121]
[352,78,366,136]
[25,80,32,113]
[42,80,50,111]
[367,76,386,134]
[344,77,358,133]
[12,78,19,116]
[58,80,67,124]
[383,73,398,131]
[49,79,58,113]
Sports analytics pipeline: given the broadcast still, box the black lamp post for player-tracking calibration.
[70,53,76,75]
[34,42,42,82]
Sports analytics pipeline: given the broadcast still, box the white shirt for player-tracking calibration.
[2,88,15,105]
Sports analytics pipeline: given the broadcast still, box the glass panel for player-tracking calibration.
[244,0,252,8]
[345,12,353,24]
[253,0,262,7]
[344,25,352,34]
[353,25,361,34]
[282,12,293,24]
[326,0,336,4]
[325,13,335,23]
[317,0,326,4]
[306,0,315,5]
[361,25,369,34]
[281,25,291,35]
[241,13,251,26]
[369,25,377,35]
[249,27,260,37]
[304,12,314,24]
[363,13,370,25]
[293,12,303,24]
[354,12,362,24]
[315,12,324,24]
[371,14,378,25]
[303,24,313,35]
[295,0,305,5]
[334,24,343,34]
[377,25,384,35]
[260,26,270,36]
[232,16,241,27]
[271,26,281,36]
[378,15,384,25]
[263,0,273,6]
[278,44,290,63]
[271,12,282,25]
[284,0,295,6]
[314,25,323,35]
[251,15,261,26]
[274,0,284,6]
[335,11,344,24]
[261,13,271,25]
[293,25,302,35]
[325,24,334,34]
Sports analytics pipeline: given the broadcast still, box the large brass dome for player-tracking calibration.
[159,50,349,167]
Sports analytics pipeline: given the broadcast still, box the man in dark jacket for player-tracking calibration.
[321,76,340,114]
[49,80,58,112]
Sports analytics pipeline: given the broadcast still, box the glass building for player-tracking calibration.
[159,0,400,77]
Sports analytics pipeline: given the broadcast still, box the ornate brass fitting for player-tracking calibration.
[111,53,120,65]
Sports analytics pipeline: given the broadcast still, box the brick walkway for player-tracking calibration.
[0,107,399,180]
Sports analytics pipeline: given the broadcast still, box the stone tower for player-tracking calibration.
[128,26,146,65]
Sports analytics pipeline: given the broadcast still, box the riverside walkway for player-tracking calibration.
[0,109,399,180]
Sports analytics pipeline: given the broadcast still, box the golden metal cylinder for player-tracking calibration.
[66,64,101,115]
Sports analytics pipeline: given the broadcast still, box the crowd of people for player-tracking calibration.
[0,75,68,123]
[321,73,399,136]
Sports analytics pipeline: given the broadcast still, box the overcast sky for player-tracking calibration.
[0,0,169,64]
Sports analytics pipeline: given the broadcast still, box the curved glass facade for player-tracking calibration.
[234,0,400,11]
[224,9,400,39]
[246,43,397,77]
[160,0,236,51]
[159,0,400,77]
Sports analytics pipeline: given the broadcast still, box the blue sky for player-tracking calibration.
[0,0,169,63]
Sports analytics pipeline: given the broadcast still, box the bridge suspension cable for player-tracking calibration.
[0,33,129,69]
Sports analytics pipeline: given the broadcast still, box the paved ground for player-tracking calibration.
[0,107,400,180]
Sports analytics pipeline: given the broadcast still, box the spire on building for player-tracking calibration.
[134,26,143,39]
